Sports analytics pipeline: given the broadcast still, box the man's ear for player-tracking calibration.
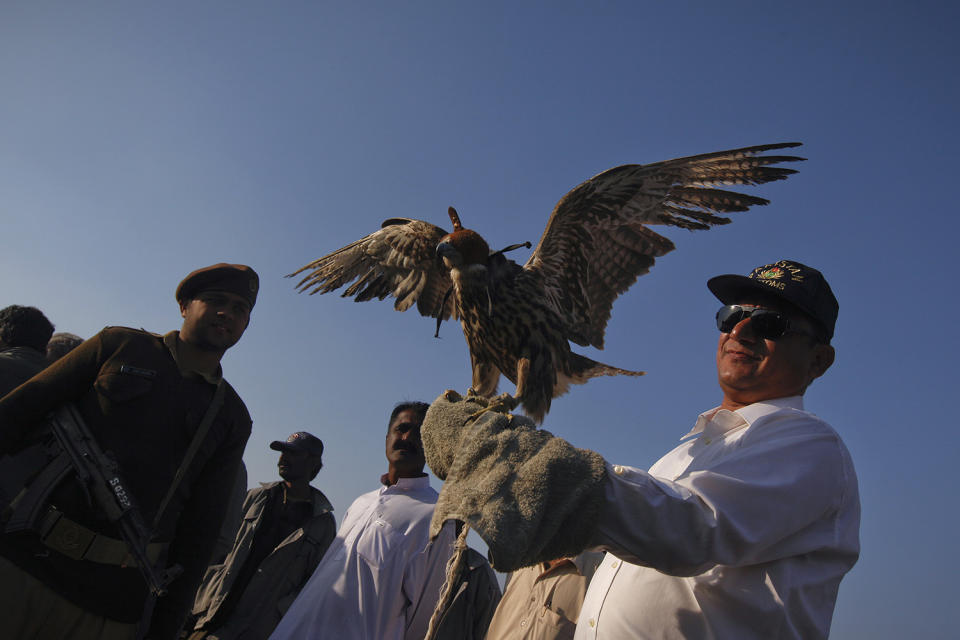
[179,299,190,318]
[809,343,835,382]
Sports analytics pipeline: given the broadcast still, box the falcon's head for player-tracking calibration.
[436,206,490,271]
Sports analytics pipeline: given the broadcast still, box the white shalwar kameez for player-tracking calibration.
[270,476,454,640]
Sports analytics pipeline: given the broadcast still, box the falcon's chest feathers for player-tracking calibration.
[452,261,568,379]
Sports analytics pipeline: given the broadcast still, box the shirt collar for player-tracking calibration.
[571,552,598,577]
[683,395,804,440]
[380,474,431,493]
[163,330,222,384]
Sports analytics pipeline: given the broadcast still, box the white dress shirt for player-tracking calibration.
[576,396,860,639]
[269,475,454,640]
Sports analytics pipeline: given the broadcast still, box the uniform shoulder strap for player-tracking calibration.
[151,380,227,531]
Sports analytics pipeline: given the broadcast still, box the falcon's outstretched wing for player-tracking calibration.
[524,142,805,349]
[289,217,456,320]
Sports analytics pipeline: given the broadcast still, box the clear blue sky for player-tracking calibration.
[2,2,956,637]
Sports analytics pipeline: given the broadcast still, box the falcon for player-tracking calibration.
[290,142,804,423]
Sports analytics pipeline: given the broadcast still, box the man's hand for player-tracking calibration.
[421,390,608,572]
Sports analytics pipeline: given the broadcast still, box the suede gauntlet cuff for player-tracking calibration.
[421,390,607,572]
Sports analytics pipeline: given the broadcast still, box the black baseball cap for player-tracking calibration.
[270,431,324,457]
[707,259,838,342]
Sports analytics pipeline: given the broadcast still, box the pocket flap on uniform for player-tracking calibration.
[94,369,154,404]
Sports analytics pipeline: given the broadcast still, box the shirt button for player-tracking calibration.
[611,560,619,568]
[520,620,527,627]
[589,618,596,627]
[613,465,624,475]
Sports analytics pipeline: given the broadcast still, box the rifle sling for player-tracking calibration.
[151,379,226,532]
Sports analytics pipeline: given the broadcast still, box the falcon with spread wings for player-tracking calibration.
[290,142,804,422]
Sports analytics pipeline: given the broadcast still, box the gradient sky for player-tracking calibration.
[2,3,956,637]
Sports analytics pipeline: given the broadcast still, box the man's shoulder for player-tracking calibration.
[219,378,248,405]
[749,401,842,439]
[218,380,252,426]
[95,326,165,350]
[743,401,856,473]
[0,346,46,373]
[250,481,283,497]
[0,347,48,395]
[0,345,46,363]
[99,325,161,338]
[309,486,335,515]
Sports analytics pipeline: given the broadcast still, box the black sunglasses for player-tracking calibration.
[716,305,816,341]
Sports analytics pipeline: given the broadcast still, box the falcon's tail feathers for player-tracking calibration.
[523,353,643,423]
[567,352,645,382]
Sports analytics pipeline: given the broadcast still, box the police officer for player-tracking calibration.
[0,263,258,640]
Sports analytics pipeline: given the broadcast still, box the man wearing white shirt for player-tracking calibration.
[422,259,860,640]
[576,259,860,639]
[269,402,454,640]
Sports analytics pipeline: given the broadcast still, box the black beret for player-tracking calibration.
[176,263,259,309]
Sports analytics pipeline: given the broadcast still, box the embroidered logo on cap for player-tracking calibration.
[751,260,806,291]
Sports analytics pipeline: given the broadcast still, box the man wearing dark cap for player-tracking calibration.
[0,304,56,397]
[186,432,335,640]
[0,263,258,640]
[420,259,860,640]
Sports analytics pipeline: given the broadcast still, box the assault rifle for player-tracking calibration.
[2,404,181,596]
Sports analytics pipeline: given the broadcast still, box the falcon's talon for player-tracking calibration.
[465,387,491,406]
[464,392,519,424]
[466,404,502,424]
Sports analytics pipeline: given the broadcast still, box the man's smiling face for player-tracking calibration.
[179,290,251,352]
[716,298,833,410]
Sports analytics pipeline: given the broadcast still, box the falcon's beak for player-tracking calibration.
[436,241,461,268]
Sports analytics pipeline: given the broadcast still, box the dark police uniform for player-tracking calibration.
[0,327,251,640]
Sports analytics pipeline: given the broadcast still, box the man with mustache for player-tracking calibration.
[422,259,861,640]
[0,263,257,640]
[269,402,455,640]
